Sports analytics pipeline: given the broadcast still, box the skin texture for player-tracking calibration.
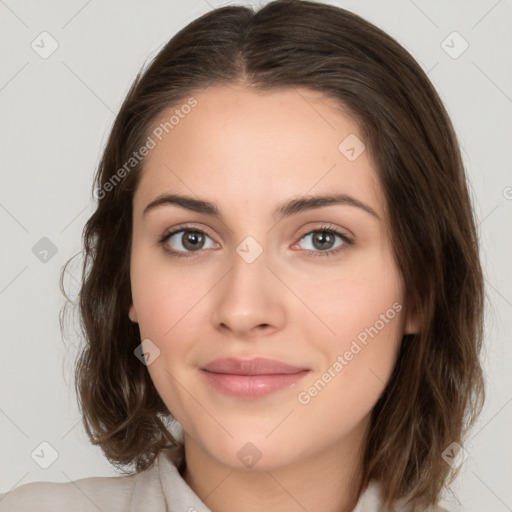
[128,84,417,512]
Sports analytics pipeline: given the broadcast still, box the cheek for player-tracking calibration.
[130,247,213,339]
[293,295,403,441]
[293,249,404,347]
[292,249,404,406]
[129,251,214,409]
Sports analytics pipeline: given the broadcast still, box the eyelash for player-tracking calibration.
[157,224,353,259]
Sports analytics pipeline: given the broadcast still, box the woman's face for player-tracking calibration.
[129,84,416,471]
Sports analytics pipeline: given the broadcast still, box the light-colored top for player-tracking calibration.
[0,448,449,511]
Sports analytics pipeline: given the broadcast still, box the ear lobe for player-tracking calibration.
[404,308,420,335]
[128,304,138,323]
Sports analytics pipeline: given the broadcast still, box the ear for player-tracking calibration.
[403,306,420,335]
[128,304,138,323]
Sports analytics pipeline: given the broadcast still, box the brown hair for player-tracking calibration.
[60,0,485,508]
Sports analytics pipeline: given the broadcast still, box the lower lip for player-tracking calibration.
[201,370,310,399]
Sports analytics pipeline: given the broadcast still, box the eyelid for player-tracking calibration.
[160,222,350,240]
[297,222,352,240]
[159,223,217,242]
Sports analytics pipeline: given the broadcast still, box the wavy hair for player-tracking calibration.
[60,1,485,508]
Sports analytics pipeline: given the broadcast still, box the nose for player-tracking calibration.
[211,247,286,339]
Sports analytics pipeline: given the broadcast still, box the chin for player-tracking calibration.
[198,433,305,472]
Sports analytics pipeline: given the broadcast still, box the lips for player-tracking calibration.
[200,358,310,399]
[201,357,308,375]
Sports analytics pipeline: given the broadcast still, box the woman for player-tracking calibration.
[0,1,484,510]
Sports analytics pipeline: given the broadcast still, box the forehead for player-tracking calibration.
[133,84,384,220]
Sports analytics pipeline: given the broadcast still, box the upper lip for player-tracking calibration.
[201,357,309,375]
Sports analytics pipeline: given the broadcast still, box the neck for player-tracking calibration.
[181,427,367,512]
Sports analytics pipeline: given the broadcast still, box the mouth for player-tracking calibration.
[200,357,310,399]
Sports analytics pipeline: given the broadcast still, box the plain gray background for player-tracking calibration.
[0,1,511,510]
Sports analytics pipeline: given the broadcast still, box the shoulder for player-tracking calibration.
[0,475,137,512]
[0,461,161,512]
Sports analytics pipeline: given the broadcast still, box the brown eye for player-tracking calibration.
[295,227,353,258]
[179,231,206,251]
[159,227,219,257]
[311,231,336,250]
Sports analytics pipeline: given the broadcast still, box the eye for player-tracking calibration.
[158,226,218,257]
[294,225,353,257]
[158,224,352,258]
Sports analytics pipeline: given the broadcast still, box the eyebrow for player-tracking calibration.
[143,192,380,220]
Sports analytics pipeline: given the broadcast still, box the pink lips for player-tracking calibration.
[200,357,310,399]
